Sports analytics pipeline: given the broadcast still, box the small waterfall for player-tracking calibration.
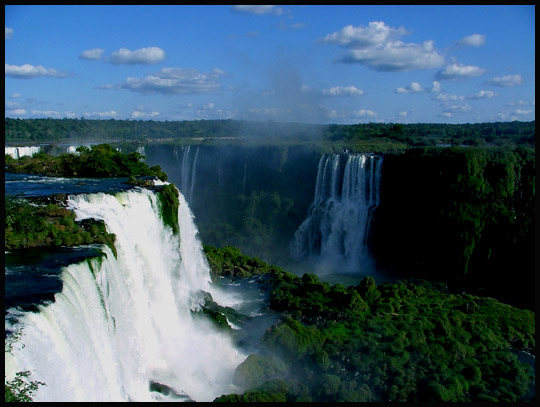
[291,154,383,273]
[5,187,245,402]
[173,146,199,203]
[5,146,41,159]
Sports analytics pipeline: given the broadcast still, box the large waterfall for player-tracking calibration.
[291,154,383,274]
[5,146,41,159]
[5,187,246,402]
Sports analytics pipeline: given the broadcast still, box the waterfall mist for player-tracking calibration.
[291,154,383,276]
[5,187,246,402]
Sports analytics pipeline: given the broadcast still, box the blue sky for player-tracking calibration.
[5,5,535,124]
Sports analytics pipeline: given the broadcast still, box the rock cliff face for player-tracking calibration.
[371,147,535,309]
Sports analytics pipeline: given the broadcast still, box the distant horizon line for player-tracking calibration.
[4,117,535,126]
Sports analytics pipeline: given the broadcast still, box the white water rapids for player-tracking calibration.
[5,187,246,402]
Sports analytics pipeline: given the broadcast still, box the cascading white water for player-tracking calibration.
[5,146,41,159]
[291,154,383,273]
[5,187,246,402]
[174,145,199,204]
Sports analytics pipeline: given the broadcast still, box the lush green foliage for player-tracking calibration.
[5,143,167,181]
[5,331,46,402]
[210,247,535,403]
[372,146,535,309]
[322,121,535,151]
[5,371,46,402]
[5,118,534,153]
[4,197,116,254]
[156,184,180,235]
[204,245,285,282]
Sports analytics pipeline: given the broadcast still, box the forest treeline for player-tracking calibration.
[4,118,535,152]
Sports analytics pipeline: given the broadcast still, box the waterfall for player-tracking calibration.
[291,154,383,273]
[173,145,199,203]
[5,146,41,159]
[5,187,246,402]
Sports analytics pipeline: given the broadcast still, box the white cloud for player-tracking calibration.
[5,63,69,79]
[320,21,444,72]
[5,27,13,39]
[456,33,485,47]
[231,5,283,15]
[487,74,524,87]
[31,110,62,118]
[83,110,117,118]
[6,108,26,116]
[80,48,105,60]
[131,108,160,119]
[436,63,486,80]
[115,67,225,95]
[497,108,533,121]
[467,90,496,99]
[442,103,471,115]
[435,93,465,101]
[9,93,21,99]
[323,85,364,96]
[109,47,166,65]
[320,21,406,48]
[352,109,377,118]
[396,82,424,94]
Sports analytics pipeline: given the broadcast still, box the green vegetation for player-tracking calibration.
[156,184,180,235]
[4,197,116,255]
[204,245,285,282]
[209,247,535,403]
[5,118,534,153]
[192,290,248,331]
[5,371,45,402]
[372,145,535,309]
[5,331,46,402]
[5,143,167,181]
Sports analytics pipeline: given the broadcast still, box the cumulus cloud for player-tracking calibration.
[323,85,363,96]
[131,108,160,119]
[430,81,441,93]
[321,21,406,48]
[467,90,496,99]
[113,67,225,95]
[442,103,471,116]
[231,5,283,15]
[455,33,485,47]
[497,108,533,121]
[320,21,444,72]
[5,27,13,39]
[6,108,26,116]
[487,74,524,87]
[352,108,377,118]
[5,63,69,79]
[109,47,166,65]
[434,93,465,101]
[80,48,105,60]
[397,81,441,94]
[396,82,424,94]
[435,63,486,80]
[31,110,62,118]
[83,110,117,118]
